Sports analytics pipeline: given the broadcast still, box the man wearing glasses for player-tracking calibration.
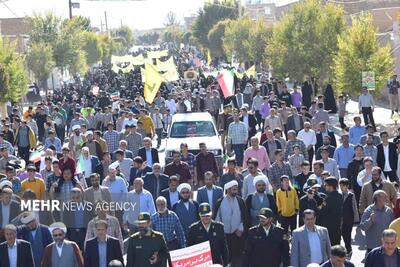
[41,222,84,267]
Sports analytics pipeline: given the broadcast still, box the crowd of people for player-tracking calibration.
[0,46,399,267]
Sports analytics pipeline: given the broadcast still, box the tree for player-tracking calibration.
[333,13,393,96]
[223,16,252,63]
[137,32,160,45]
[192,1,238,49]
[26,42,55,89]
[207,19,231,58]
[249,19,273,64]
[98,34,117,64]
[111,25,134,54]
[164,11,179,27]
[268,0,345,82]
[0,38,28,103]
[26,12,60,45]
[162,26,184,46]
[53,18,88,74]
[82,32,103,65]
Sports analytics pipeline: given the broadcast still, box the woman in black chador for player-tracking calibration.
[324,84,337,114]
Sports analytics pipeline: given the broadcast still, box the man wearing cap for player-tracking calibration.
[319,177,343,245]
[299,179,325,226]
[21,164,46,199]
[172,183,199,237]
[243,208,290,267]
[127,212,169,267]
[214,180,249,266]
[187,203,228,266]
[42,222,84,267]
[245,175,277,226]
[17,212,53,267]
[0,224,34,267]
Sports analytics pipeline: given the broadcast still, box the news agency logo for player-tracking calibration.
[21,200,136,212]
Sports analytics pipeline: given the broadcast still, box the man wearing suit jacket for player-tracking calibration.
[160,176,180,210]
[315,122,337,151]
[84,173,112,205]
[79,147,104,186]
[291,209,331,267]
[240,106,258,140]
[196,171,223,211]
[231,89,245,110]
[377,131,398,182]
[17,213,53,267]
[63,188,94,251]
[287,107,304,133]
[0,224,34,267]
[138,137,159,167]
[0,188,20,229]
[143,163,169,199]
[84,220,123,267]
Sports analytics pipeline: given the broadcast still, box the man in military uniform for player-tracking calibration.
[243,208,290,267]
[126,212,169,267]
[187,203,229,266]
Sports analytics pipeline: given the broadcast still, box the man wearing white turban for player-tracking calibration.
[245,176,277,227]
[172,183,199,238]
[214,179,249,266]
[42,222,84,267]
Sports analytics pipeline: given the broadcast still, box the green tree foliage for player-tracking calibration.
[192,1,238,49]
[0,38,28,102]
[82,32,103,65]
[223,17,272,63]
[98,34,117,64]
[111,25,134,54]
[162,26,184,46]
[268,0,345,81]
[207,19,231,58]
[26,12,60,45]
[164,11,179,27]
[26,42,55,88]
[333,13,393,95]
[223,17,252,63]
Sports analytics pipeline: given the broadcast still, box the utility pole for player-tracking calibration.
[68,0,72,19]
[100,17,104,32]
[104,11,109,35]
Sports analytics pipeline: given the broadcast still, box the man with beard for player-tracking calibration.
[41,222,84,267]
[172,183,199,237]
[243,208,290,267]
[319,177,343,245]
[126,212,169,267]
[187,203,228,266]
[17,212,53,267]
[214,180,249,267]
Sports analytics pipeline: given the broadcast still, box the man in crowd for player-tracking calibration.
[172,183,199,237]
[196,171,223,211]
[187,203,228,266]
[195,142,219,186]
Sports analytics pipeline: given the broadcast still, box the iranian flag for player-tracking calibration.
[217,70,234,97]
[110,92,119,101]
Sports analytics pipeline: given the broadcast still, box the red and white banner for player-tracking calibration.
[216,70,234,98]
[170,241,213,267]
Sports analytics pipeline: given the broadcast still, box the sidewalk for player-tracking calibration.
[329,99,397,137]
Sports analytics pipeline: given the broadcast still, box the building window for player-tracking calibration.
[264,6,271,15]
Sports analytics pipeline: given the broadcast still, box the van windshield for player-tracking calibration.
[170,121,216,138]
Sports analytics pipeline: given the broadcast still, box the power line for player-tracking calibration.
[0,0,19,18]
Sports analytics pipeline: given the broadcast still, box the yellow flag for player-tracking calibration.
[207,49,212,65]
[245,65,256,78]
[156,57,176,72]
[144,63,164,104]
